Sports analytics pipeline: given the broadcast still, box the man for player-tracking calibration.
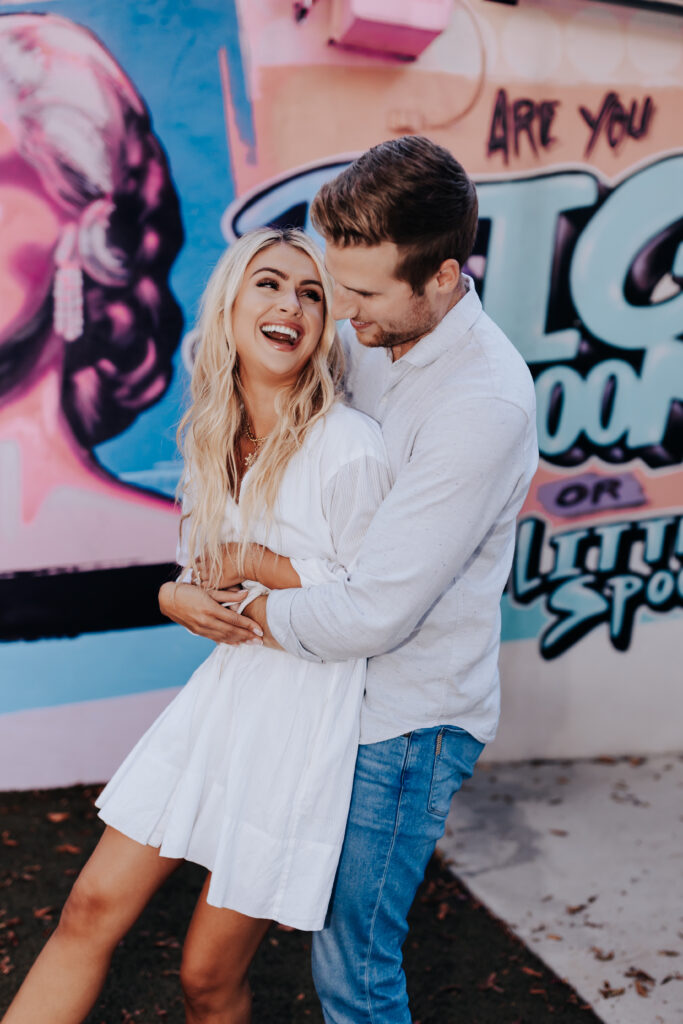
[161,135,538,1023]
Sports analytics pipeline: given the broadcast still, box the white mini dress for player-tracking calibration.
[96,403,391,930]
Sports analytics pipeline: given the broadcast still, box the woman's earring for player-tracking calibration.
[53,224,84,342]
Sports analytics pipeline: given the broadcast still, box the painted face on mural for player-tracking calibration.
[0,123,63,348]
[231,243,325,386]
[325,240,442,358]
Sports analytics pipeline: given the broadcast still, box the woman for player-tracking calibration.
[2,227,391,1024]
[0,12,184,639]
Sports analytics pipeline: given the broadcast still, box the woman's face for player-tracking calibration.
[0,123,63,347]
[231,243,326,387]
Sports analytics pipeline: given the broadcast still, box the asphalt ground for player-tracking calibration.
[0,785,602,1023]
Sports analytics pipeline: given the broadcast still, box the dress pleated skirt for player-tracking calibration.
[96,641,365,930]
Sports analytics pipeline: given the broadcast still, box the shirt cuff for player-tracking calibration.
[266,589,323,663]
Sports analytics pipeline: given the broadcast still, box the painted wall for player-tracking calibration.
[0,0,681,787]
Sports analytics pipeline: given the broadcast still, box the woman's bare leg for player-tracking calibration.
[2,826,181,1024]
[180,876,271,1024]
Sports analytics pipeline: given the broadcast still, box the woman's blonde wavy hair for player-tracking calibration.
[178,228,343,587]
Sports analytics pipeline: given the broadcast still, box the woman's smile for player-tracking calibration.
[259,319,304,349]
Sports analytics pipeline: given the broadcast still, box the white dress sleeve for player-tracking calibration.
[290,454,393,587]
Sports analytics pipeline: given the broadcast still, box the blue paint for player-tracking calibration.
[500,594,549,644]
[0,594,668,717]
[19,0,252,483]
[499,593,673,647]
[0,593,551,717]
[0,626,213,714]
[93,0,244,479]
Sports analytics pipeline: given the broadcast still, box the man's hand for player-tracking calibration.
[159,581,264,645]
[241,594,282,650]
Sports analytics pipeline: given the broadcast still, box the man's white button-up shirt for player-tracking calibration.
[267,276,538,745]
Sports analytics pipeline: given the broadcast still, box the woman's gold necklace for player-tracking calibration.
[243,418,269,470]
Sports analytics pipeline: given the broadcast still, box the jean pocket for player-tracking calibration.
[427,726,485,818]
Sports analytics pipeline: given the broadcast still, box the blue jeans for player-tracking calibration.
[312,726,484,1023]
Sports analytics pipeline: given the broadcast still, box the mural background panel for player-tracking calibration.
[0,0,237,785]
[1,0,681,787]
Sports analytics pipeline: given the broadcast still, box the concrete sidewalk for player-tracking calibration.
[439,753,683,1024]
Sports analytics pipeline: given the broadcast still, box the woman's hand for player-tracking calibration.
[159,581,263,645]
[197,542,251,589]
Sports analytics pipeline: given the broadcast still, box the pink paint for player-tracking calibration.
[142,160,164,207]
[69,366,100,432]
[125,133,144,168]
[120,339,156,388]
[135,276,159,308]
[106,301,135,336]
[0,153,65,344]
[521,459,681,530]
[97,358,118,377]
[0,359,179,573]
[141,228,161,260]
[0,688,181,789]
[330,0,451,58]
[0,14,185,580]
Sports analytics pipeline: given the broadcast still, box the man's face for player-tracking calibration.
[324,240,441,359]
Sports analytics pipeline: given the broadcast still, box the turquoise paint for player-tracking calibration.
[0,626,213,715]
[500,594,549,644]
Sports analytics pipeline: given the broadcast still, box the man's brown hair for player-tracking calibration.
[310,136,478,294]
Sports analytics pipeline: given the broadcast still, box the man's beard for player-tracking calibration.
[370,302,440,352]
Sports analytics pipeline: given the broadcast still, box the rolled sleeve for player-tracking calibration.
[290,556,347,587]
[267,588,323,662]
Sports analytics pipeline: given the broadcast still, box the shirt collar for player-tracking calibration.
[396,274,482,370]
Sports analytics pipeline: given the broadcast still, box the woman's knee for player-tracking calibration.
[58,875,120,942]
[180,953,248,1011]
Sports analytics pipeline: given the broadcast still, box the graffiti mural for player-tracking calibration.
[478,158,683,666]
[222,153,683,665]
[221,0,683,759]
[1,0,681,786]
[0,1,236,788]
[0,12,184,640]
